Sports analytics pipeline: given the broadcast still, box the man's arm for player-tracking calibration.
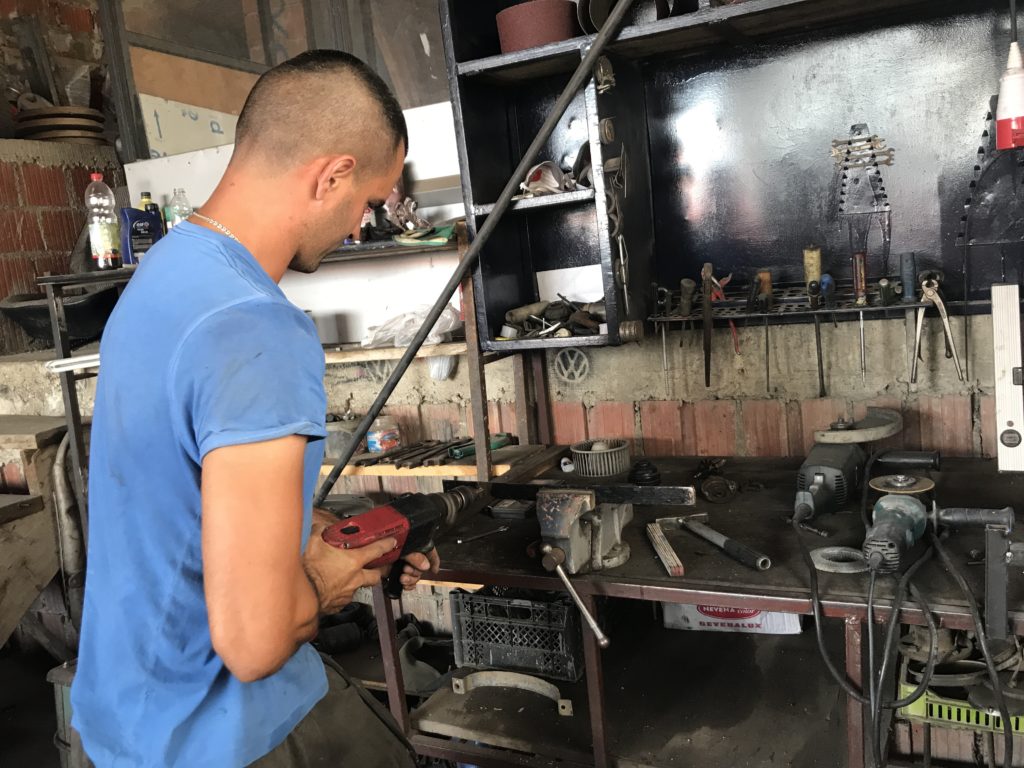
[202,435,396,683]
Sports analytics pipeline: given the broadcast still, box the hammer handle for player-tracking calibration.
[683,518,772,571]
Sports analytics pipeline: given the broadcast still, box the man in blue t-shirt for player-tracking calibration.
[71,51,433,767]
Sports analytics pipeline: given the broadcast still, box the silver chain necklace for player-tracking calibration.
[192,212,240,243]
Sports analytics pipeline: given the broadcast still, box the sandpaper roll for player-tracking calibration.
[497,0,580,54]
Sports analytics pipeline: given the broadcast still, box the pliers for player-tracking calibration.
[911,278,964,383]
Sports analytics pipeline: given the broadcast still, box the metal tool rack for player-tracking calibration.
[40,268,136,517]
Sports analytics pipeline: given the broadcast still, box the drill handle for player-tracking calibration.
[383,539,437,599]
[384,559,407,598]
[934,506,1015,532]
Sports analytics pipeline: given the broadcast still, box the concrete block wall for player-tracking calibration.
[316,312,1000,472]
[0,140,122,354]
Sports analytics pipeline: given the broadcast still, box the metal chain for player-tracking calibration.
[192,212,240,243]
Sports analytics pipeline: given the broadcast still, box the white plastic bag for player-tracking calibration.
[361,304,463,349]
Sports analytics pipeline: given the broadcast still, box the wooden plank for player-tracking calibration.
[0,494,43,525]
[0,415,65,450]
[324,445,546,478]
[0,496,58,647]
[323,342,467,365]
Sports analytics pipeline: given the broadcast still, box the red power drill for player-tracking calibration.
[321,487,480,597]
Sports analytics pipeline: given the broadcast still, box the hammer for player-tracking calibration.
[660,513,772,571]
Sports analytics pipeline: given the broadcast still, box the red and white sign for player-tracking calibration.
[663,603,802,635]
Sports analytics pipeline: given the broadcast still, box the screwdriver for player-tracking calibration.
[821,273,838,328]
[853,252,867,382]
[808,280,826,397]
[756,270,773,393]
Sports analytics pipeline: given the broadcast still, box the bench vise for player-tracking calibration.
[537,488,632,574]
[536,488,633,649]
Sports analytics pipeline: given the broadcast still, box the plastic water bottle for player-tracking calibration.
[85,173,121,270]
[168,188,193,229]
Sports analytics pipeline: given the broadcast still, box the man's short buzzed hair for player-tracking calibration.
[234,50,408,173]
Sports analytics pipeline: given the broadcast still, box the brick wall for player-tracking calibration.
[1,0,103,101]
[0,139,121,354]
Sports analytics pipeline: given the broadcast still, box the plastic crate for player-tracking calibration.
[450,589,583,682]
[898,659,1024,735]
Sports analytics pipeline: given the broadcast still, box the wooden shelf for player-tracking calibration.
[322,445,546,479]
[456,0,933,82]
[473,188,595,216]
[323,342,467,365]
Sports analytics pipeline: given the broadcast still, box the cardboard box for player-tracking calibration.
[662,602,802,635]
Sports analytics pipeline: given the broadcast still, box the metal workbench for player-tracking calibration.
[368,456,1024,768]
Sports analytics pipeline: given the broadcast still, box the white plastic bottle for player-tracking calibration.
[168,188,194,229]
[85,173,121,270]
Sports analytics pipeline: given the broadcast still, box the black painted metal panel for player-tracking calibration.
[645,1,1014,299]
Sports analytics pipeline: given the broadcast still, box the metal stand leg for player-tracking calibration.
[45,284,89,520]
[457,224,493,482]
[581,592,609,768]
[531,351,552,444]
[372,583,410,734]
[845,617,866,768]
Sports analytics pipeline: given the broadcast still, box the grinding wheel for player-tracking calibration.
[868,474,935,495]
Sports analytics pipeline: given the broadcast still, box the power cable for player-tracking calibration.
[793,519,868,703]
[932,530,1014,768]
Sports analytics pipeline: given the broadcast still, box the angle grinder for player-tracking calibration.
[794,409,938,523]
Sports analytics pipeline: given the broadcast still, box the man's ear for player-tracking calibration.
[312,155,357,201]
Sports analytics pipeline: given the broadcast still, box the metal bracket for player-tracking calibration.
[451,670,573,716]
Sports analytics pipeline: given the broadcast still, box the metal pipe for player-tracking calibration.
[315,0,638,506]
[52,432,85,629]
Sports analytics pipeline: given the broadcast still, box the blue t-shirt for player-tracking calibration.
[71,222,329,767]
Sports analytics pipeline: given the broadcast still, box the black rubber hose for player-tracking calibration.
[890,582,938,709]
[868,547,938,768]
[793,519,868,703]
[313,0,639,507]
[932,530,1013,768]
[867,567,879,767]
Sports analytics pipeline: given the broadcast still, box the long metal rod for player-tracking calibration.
[314,0,638,505]
[552,562,610,649]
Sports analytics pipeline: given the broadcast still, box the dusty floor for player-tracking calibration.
[0,607,847,768]
[0,644,60,768]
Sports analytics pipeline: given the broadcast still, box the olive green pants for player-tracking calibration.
[251,655,416,768]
